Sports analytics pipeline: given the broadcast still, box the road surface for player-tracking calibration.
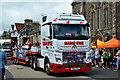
[5,61,120,80]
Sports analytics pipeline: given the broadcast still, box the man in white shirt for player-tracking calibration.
[95,49,99,67]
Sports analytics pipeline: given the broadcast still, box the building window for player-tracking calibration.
[98,2,101,29]
[98,8,99,29]
[99,8,101,29]
[105,8,108,28]
[92,12,93,30]
[83,2,86,17]
[107,8,108,28]
[92,12,95,31]
[39,31,41,35]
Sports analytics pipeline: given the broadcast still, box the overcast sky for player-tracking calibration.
[0,0,73,35]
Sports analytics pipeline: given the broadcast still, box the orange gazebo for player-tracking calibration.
[97,38,120,48]
[97,38,120,58]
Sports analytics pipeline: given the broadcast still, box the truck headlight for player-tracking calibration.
[56,58,62,63]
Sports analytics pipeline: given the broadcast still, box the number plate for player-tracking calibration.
[71,67,80,70]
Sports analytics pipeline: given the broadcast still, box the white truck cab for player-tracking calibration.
[36,13,92,75]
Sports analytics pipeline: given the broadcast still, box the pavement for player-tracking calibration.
[4,61,120,80]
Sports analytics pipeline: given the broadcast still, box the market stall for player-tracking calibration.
[97,38,120,66]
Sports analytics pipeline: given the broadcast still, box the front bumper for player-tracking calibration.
[50,62,92,73]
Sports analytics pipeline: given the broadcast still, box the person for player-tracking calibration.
[75,31,81,37]
[102,49,110,70]
[101,52,104,68]
[94,49,99,68]
[99,48,103,68]
[0,45,7,80]
[26,39,32,50]
[114,48,120,71]
[109,51,113,67]
[33,42,37,47]
[91,49,95,67]
[92,53,95,67]
[86,49,94,63]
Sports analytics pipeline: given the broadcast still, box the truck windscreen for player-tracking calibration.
[2,42,11,49]
[53,24,89,40]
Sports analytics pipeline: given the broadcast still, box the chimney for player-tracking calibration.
[24,19,33,26]
[11,25,14,31]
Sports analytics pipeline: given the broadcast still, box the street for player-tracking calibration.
[5,60,119,80]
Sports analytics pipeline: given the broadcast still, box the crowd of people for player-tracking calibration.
[91,48,120,71]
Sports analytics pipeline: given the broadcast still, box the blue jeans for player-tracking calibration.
[0,68,5,80]
[116,59,120,65]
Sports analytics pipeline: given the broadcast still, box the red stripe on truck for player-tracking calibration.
[64,41,84,45]
[43,41,52,46]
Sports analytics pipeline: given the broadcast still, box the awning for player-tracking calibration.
[97,39,104,46]
[97,38,120,48]
[91,39,104,48]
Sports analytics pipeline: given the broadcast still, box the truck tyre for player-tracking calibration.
[26,56,30,66]
[79,71,84,74]
[32,57,38,70]
[45,59,53,75]
[29,56,32,67]
[31,57,34,69]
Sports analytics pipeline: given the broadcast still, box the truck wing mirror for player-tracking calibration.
[89,36,91,38]
[43,38,45,40]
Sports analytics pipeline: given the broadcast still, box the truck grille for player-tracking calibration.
[62,52,86,68]
[63,62,86,68]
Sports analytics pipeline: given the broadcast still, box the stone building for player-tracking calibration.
[19,19,41,45]
[71,1,120,42]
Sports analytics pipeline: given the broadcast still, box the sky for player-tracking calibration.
[0,0,73,35]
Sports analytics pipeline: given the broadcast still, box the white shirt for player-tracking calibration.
[86,49,94,59]
[116,50,120,59]
[95,51,99,59]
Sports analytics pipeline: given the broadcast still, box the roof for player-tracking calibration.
[15,23,24,31]
[71,0,81,6]
[42,13,87,25]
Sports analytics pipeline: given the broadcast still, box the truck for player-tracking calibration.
[0,39,11,60]
[11,13,92,75]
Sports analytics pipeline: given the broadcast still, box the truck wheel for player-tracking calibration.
[26,56,30,66]
[32,57,38,71]
[45,59,53,75]
[29,56,32,67]
[79,71,84,74]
